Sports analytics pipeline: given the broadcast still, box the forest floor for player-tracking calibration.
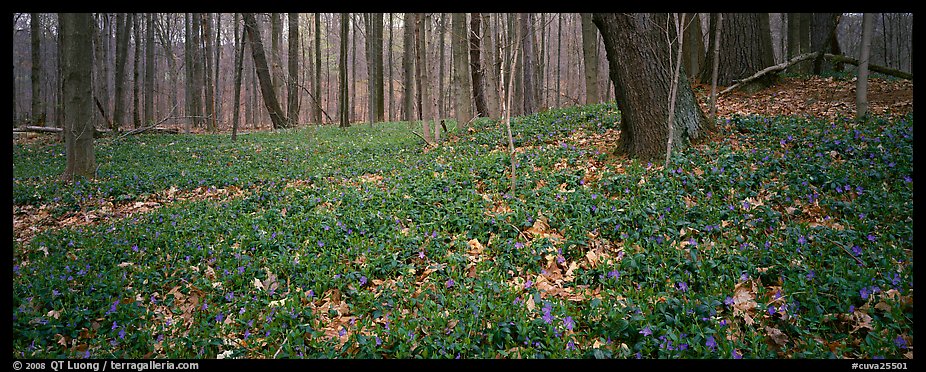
[12,74,914,359]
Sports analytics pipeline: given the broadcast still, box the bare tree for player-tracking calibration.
[580,13,599,104]
[232,13,245,140]
[665,13,686,168]
[242,12,289,129]
[288,13,300,126]
[415,13,434,143]
[402,13,415,122]
[709,14,722,122]
[30,13,45,126]
[59,12,96,180]
[339,13,350,127]
[469,12,489,120]
[698,13,775,89]
[520,13,537,114]
[202,13,216,132]
[315,13,323,124]
[452,13,474,127]
[144,13,155,126]
[856,13,873,119]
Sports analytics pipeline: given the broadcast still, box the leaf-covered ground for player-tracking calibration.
[12,79,913,359]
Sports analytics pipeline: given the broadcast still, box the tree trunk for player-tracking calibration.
[30,13,45,126]
[59,13,96,180]
[271,13,283,101]
[469,12,489,120]
[787,13,801,66]
[482,13,500,119]
[214,14,222,127]
[314,13,323,124]
[372,13,385,122]
[233,13,245,140]
[242,12,289,130]
[698,13,775,89]
[402,13,416,122]
[682,13,704,81]
[350,14,357,123]
[189,13,203,128]
[133,14,142,129]
[338,13,350,127]
[556,13,561,108]
[580,13,600,104]
[453,13,474,127]
[857,13,873,119]
[202,13,216,132]
[811,12,840,74]
[437,14,446,119]
[709,14,722,121]
[388,13,394,122]
[112,13,129,130]
[144,13,155,127]
[415,13,433,143]
[288,13,300,126]
[593,13,708,160]
[520,13,537,114]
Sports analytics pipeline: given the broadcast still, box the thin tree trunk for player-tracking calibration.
[30,13,45,126]
[470,12,488,120]
[288,13,300,126]
[339,13,350,127]
[502,23,520,195]
[59,12,96,180]
[402,13,415,122]
[112,13,129,130]
[682,13,704,81]
[556,13,561,108]
[482,13,500,118]
[453,13,474,126]
[856,13,873,119]
[202,13,216,132]
[271,13,283,102]
[388,13,394,122]
[134,14,142,130]
[437,14,446,119]
[372,12,384,122]
[665,13,686,168]
[242,12,289,130]
[350,14,357,123]
[520,13,537,114]
[580,13,600,104]
[315,13,323,124]
[232,13,245,141]
[190,13,203,128]
[144,13,155,126]
[709,14,722,122]
[415,13,432,142]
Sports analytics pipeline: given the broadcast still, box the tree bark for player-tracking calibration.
[482,13,500,118]
[242,12,290,129]
[580,13,600,104]
[372,13,385,122]
[314,13,323,124]
[709,14,722,121]
[698,13,775,89]
[856,13,873,119]
[30,13,45,126]
[453,13,474,127]
[232,13,245,141]
[288,13,300,126]
[682,13,704,81]
[469,12,489,120]
[202,13,216,132]
[593,13,708,160]
[189,13,203,128]
[112,13,129,130]
[402,13,416,122]
[388,13,394,121]
[520,13,537,114]
[415,13,433,143]
[810,12,840,74]
[271,13,283,102]
[59,13,96,180]
[144,13,155,126]
[338,13,350,127]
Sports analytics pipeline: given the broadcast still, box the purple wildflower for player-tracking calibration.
[445,279,455,288]
[640,326,653,337]
[705,335,717,351]
[797,235,807,245]
[860,287,870,300]
[360,276,368,286]
[895,336,907,349]
[678,281,689,292]
[524,279,533,289]
[607,269,620,280]
[563,316,575,331]
[724,296,734,306]
[768,305,777,316]
[852,245,862,256]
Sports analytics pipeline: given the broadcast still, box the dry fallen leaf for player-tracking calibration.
[765,326,790,347]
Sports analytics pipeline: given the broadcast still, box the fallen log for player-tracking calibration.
[720,52,913,96]
[13,126,112,135]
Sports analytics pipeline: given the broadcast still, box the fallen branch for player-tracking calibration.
[410,130,432,145]
[116,103,180,139]
[720,52,913,96]
[14,126,112,135]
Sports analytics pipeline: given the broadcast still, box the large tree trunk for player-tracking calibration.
[698,13,775,89]
[338,13,350,127]
[59,13,96,180]
[682,13,704,81]
[214,14,222,127]
[287,13,300,126]
[787,13,802,66]
[811,12,841,74]
[271,13,283,102]
[402,13,416,122]
[593,13,708,160]
[437,14,446,119]
[314,13,323,124]
[469,12,489,120]
[30,13,45,126]
[242,12,289,130]
[580,13,600,104]
[452,13,474,127]
[520,13,537,114]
